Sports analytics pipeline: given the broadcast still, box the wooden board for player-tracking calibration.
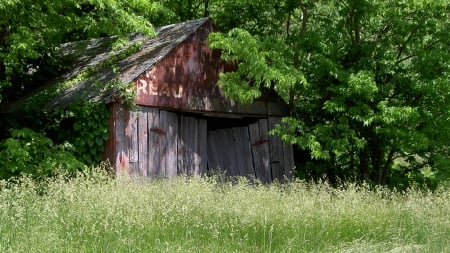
[148,108,161,177]
[128,111,139,163]
[166,111,178,179]
[128,110,139,175]
[212,129,226,173]
[197,119,208,175]
[207,130,222,172]
[158,110,168,176]
[258,118,271,183]
[249,119,271,183]
[283,141,294,178]
[223,128,239,176]
[232,126,255,178]
[248,122,262,181]
[190,117,199,175]
[268,117,284,181]
[180,115,198,175]
[207,128,237,176]
[114,105,129,174]
[177,115,185,175]
[137,108,148,177]
[179,116,188,174]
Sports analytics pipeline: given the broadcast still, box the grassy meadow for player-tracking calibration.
[1,171,449,253]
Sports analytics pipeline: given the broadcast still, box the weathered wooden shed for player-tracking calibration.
[52,18,294,183]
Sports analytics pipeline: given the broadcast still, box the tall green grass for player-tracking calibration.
[1,171,449,252]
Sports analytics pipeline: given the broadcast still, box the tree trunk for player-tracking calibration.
[0,27,7,89]
[203,0,209,17]
[372,145,384,184]
[358,147,370,182]
[380,148,395,185]
[371,143,395,185]
[187,0,193,19]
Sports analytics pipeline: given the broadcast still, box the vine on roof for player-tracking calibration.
[1,39,143,179]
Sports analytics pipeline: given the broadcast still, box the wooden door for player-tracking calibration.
[207,124,259,180]
[207,118,294,183]
[179,115,207,176]
[124,107,207,178]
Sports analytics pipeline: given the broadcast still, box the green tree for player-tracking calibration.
[208,0,450,187]
[159,0,211,21]
[0,0,176,104]
[0,0,178,179]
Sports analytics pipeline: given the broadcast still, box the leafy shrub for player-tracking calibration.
[0,128,86,180]
[52,102,111,165]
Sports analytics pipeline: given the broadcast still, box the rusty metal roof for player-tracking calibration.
[49,17,212,107]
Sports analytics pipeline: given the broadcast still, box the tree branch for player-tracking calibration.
[203,0,209,17]
[396,25,420,61]
[397,37,446,64]
[396,54,416,64]
[376,24,390,42]
[299,4,308,38]
[289,3,309,112]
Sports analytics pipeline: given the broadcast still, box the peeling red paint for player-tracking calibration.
[251,139,269,147]
[134,41,225,109]
[116,151,129,173]
[150,127,167,135]
[131,20,288,116]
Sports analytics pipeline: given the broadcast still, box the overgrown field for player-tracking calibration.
[1,172,449,253]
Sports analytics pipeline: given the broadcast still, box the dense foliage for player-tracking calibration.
[0,0,167,178]
[0,128,85,179]
[208,0,450,188]
[0,0,181,103]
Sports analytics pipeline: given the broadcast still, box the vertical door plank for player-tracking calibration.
[191,117,199,176]
[248,122,263,181]
[115,105,129,175]
[180,116,188,174]
[214,129,226,171]
[233,127,255,178]
[268,117,284,181]
[148,108,160,177]
[180,116,196,175]
[128,110,139,175]
[128,110,139,163]
[138,108,148,177]
[249,119,271,183]
[207,130,221,172]
[258,118,272,183]
[213,129,231,176]
[231,127,245,175]
[197,119,208,175]
[241,126,255,178]
[187,116,198,175]
[223,128,239,176]
[177,116,185,175]
[166,111,178,179]
[158,110,168,177]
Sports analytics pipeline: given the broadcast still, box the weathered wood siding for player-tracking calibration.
[115,107,207,178]
[268,117,294,180]
[108,106,294,181]
[133,21,288,117]
[206,117,294,182]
